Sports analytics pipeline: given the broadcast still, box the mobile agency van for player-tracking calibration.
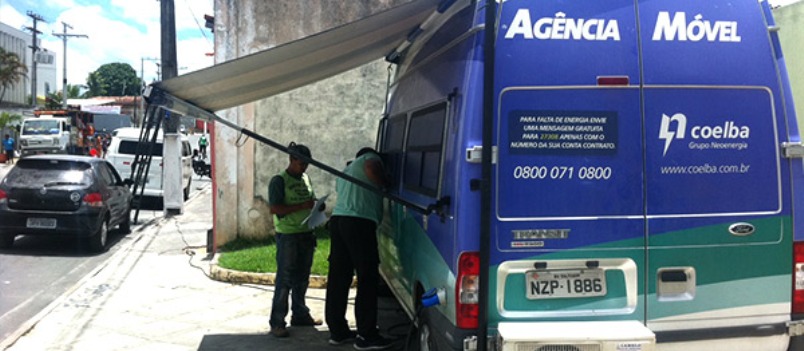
[375,0,804,350]
[106,127,193,200]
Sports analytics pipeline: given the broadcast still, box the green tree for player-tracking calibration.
[86,62,142,97]
[0,48,29,105]
[0,111,22,135]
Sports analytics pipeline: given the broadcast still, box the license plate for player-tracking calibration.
[27,217,57,229]
[526,269,607,299]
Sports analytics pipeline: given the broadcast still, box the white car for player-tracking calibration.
[106,127,193,200]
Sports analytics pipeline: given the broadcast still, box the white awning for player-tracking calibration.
[153,0,441,113]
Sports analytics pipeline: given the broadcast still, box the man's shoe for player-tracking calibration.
[290,315,323,327]
[270,327,289,338]
[329,330,358,346]
[353,335,393,350]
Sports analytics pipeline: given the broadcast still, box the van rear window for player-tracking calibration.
[118,140,163,156]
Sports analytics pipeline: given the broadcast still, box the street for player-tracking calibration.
[0,162,210,344]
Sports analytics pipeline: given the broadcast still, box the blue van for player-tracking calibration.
[376,0,804,350]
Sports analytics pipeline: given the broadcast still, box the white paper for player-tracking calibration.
[302,193,329,229]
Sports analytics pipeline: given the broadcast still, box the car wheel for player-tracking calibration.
[119,208,131,234]
[88,219,109,253]
[0,234,15,249]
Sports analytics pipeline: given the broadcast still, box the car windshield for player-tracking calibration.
[4,159,92,187]
[22,120,61,135]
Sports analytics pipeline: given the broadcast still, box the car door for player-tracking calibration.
[97,162,127,226]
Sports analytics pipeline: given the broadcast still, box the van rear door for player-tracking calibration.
[639,0,792,342]
[493,0,644,322]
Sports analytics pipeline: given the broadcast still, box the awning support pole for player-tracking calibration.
[143,86,432,215]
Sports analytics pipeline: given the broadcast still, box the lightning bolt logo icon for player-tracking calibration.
[658,113,687,156]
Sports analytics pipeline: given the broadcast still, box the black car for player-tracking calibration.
[0,155,133,252]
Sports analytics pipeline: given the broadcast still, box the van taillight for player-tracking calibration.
[457,251,480,329]
[0,189,6,203]
[794,242,804,314]
[83,193,104,207]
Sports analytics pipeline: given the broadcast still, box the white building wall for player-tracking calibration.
[774,2,804,134]
[0,22,57,106]
[0,22,29,106]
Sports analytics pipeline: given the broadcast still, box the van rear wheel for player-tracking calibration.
[416,311,438,351]
[184,178,192,200]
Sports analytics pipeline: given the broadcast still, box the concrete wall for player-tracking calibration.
[212,0,408,244]
[775,2,804,135]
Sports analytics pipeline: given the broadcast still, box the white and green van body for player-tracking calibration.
[376,0,804,350]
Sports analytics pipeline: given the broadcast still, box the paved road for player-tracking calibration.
[0,163,211,343]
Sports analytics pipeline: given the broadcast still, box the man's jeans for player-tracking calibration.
[269,232,316,328]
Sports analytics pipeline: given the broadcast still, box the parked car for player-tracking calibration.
[0,155,133,252]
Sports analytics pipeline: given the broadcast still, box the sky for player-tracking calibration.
[0,0,214,92]
[0,0,801,96]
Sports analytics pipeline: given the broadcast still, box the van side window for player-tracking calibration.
[118,140,163,156]
[403,102,447,197]
[382,114,407,188]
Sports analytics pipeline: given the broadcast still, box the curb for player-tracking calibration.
[207,254,333,289]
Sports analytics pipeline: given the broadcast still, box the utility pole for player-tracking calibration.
[159,0,183,215]
[24,11,45,107]
[53,22,88,108]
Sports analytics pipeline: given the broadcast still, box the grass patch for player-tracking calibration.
[217,229,330,276]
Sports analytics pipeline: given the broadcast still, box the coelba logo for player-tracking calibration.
[652,12,741,42]
[504,10,621,41]
[658,113,750,156]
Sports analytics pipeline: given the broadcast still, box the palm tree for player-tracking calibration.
[0,111,22,136]
[0,48,29,106]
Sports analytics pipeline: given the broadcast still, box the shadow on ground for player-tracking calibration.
[199,296,417,351]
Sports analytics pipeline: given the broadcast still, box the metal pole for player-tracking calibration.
[478,0,497,350]
[53,22,87,108]
[25,11,44,107]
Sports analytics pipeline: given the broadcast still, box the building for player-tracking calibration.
[774,2,804,136]
[0,21,58,107]
[209,1,410,244]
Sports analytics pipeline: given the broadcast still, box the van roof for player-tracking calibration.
[112,127,188,141]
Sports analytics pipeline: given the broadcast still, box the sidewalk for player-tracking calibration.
[1,185,413,351]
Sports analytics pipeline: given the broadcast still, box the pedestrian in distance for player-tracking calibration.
[325,147,393,350]
[198,134,208,159]
[3,134,15,164]
[268,142,323,338]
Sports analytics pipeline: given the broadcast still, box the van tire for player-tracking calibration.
[184,178,192,201]
[416,311,438,351]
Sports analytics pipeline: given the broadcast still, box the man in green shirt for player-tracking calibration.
[198,134,208,158]
[325,148,392,350]
[268,142,322,338]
